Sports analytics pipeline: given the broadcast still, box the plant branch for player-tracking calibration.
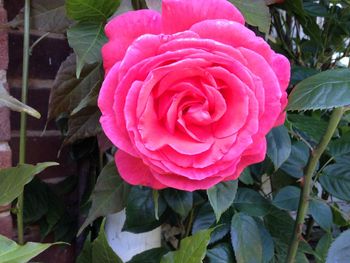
[17,0,30,246]
[286,107,344,263]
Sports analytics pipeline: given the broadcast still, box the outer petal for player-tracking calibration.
[162,0,244,34]
[102,10,161,73]
[98,62,138,156]
[115,150,166,189]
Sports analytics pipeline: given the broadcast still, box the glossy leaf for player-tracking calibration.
[233,188,271,217]
[78,161,130,235]
[281,142,310,178]
[328,132,350,156]
[192,203,216,234]
[288,114,328,144]
[47,54,102,121]
[67,22,107,78]
[239,168,254,185]
[319,161,350,201]
[309,199,333,232]
[287,69,350,111]
[0,162,58,206]
[273,186,301,211]
[0,235,54,263]
[255,219,275,263]
[266,126,291,170]
[326,230,350,263]
[66,0,120,21]
[64,105,102,144]
[207,180,238,222]
[161,229,213,263]
[206,243,234,263]
[315,233,332,263]
[0,82,40,119]
[92,221,123,263]
[229,0,271,33]
[124,187,166,233]
[231,213,263,263]
[128,248,169,263]
[162,189,193,218]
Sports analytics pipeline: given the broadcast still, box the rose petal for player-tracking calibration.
[102,10,161,73]
[98,62,138,157]
[115,150,166,189]
[162,0,244,34]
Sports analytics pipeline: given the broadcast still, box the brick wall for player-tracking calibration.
[1,1,80,262]
[0,0,13,239]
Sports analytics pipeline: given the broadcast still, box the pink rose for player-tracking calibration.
[98,0,290,191]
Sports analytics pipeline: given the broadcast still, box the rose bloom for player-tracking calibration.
[98,0,290,191]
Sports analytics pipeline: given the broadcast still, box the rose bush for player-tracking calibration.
[98,0,290,191]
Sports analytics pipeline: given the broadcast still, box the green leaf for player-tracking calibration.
[287,69,350,111]
[229,0,271,33]
[192,203,216,234]
[239,168,254,185]
[255,219,274,263]
[330,204,349,227]
[328,132,350,156]
[0,234,54,263]
[315,233,332,263]
[319,160,350,201]
[207,180,238,222]
[273,186,301,211]
[67,22,107,78]
[162,189,193,218]
[9,0,71,33]
[128,248,169,263]
[76,234,92,263]
[124,187,166,233]
[71,78,100,115]
[309,199,333,232]
[64,105,102,144]
[267,126,292,170]
[264,207,314,256]
[288,114,328,144]
[0,162,58,205]
[291,66,319,86]
[23,178,49,224]
[161,229,213,263]
[92,221,123,263]
[273,242,309,263]
[0,82,40,119]
[66,0,120,21]
[230,213,263,263]
[264,207,295,244]
[280,142,310,178]
[206,243,234,263]
[326,230,350,263]
[78,161,130,235]
[303,2,328,17]
[233,188,271,217]
[48,54,102,121]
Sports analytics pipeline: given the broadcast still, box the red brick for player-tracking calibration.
[0,212,13,238]
[0,7,8,70]
[0,107,11,141]
[0,142,11,168]
[25,225,76,263]
[0,204,11,213]
[10,133,76,179]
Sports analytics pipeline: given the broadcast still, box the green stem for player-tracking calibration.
[185,209,194,238]
[17,0,30,246]
[286,107,344,263]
